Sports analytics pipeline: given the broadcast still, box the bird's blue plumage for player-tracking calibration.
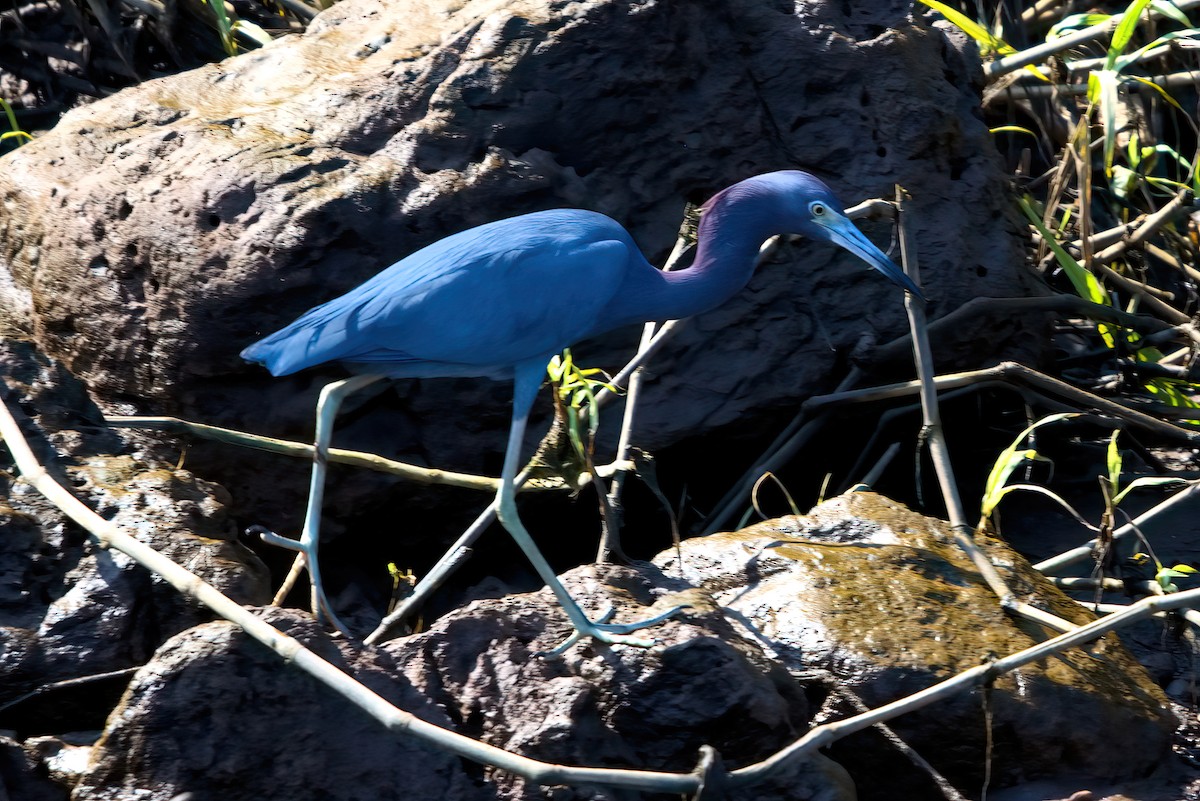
[241,170,922,645]
[242,171,921,383]
[241,209,643,380]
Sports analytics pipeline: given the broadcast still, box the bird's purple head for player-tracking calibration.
[707,170,924,300]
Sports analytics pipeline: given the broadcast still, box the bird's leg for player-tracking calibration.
[265,373,384,636]
[496,364,688,654]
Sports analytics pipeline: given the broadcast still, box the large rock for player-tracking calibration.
[0,338,271,734]
[74,573,857,801]
[655,492,1177,797]
[0,0,1037,480]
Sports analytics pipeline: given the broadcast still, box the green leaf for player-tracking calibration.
[1018,196,1110,308]
[1150,0,1193,25]
[1106,430,1122,492]
[988,483,1094,527]
[1144,378,1200,408]
[1111,165,1141,199]
[1108,0,1154,70]
[980,413,1078,516]
[990,125,1037,136]
[1126,75,1187,112]
[1049,13,1114,39]
[1113,29,1200,73]
[917,0,1015,56]
[1090,69,1121,175]
[1112,476,1192,506]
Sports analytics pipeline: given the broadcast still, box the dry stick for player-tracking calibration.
[1053,576,1158,595]
[998,70,1200,100]
[1034,482,1200,574]
[894,190,1076,635]
[8,393,1198,792]
[704,291,1195,537]
[595,227,696,561]
[0,394,700,794]
[794,669,970,801]
[983,0,1200,79]
[106,415,503,492]
[598,321,658,563]
[728,585,1200,787]
[802,363,1200,444]
[872,298,1199,370]
[364,468,533,645]
[1147,240,1200,286]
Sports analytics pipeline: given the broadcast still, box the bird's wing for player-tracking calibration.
[243,210,636,376]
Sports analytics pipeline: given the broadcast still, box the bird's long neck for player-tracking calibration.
[639,185,782,322]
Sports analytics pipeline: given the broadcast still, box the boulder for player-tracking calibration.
[71,608,487,801]
[0,338,271,734]
[0,0,1041,530]
[655,491,1177,797]
[74,570,857,801]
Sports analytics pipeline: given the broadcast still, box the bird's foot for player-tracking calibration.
[539,602,691,657]
[247,525,354,638]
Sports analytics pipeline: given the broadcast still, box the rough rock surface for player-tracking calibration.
[0,0,1039,499]
[655,492,1177,797]
[74,574,856,801]
[0,338,271,733]
[71,608,486,801]
[70,496,1182,801]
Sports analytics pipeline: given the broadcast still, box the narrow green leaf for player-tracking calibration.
[988,483,1096,527]
[1125,75,1187,112]
[1112,476,1192,506]
[1108,0,1154,69]
[1114,29,1199,73]
[1106,430,1122,493]
[980,413,1078,516]
[1018,196,1109,307]
[917,0,1015,55]
[1049,13,1113,39]
[1091,69,1121,175]
[1150,0,1192,25]
[989,125,1037,136]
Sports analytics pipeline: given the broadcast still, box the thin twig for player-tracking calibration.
[983,0,1200,79]
[895,189,1076,634]
[106,415,504,491]
[1034,482,1200,574]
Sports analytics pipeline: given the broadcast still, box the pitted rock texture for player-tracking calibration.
[0,338,270,725]
[74,574,857,801]
[0,0,1038,480]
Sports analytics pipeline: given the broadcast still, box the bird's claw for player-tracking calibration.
[538,602,692,657]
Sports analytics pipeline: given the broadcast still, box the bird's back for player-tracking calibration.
[241,209,642,379]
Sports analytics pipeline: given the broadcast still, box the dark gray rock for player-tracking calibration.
[0,338,270,719]
[71,607,486,801]
[0,0,1042,537]
[74,569,857,801]
[0,733,67,801]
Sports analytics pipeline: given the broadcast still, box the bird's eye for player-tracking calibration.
[810,202,827,217]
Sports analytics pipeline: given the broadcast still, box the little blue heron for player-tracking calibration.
[242,170,923,645]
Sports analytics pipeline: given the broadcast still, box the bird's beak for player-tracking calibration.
[823,215,926,302]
